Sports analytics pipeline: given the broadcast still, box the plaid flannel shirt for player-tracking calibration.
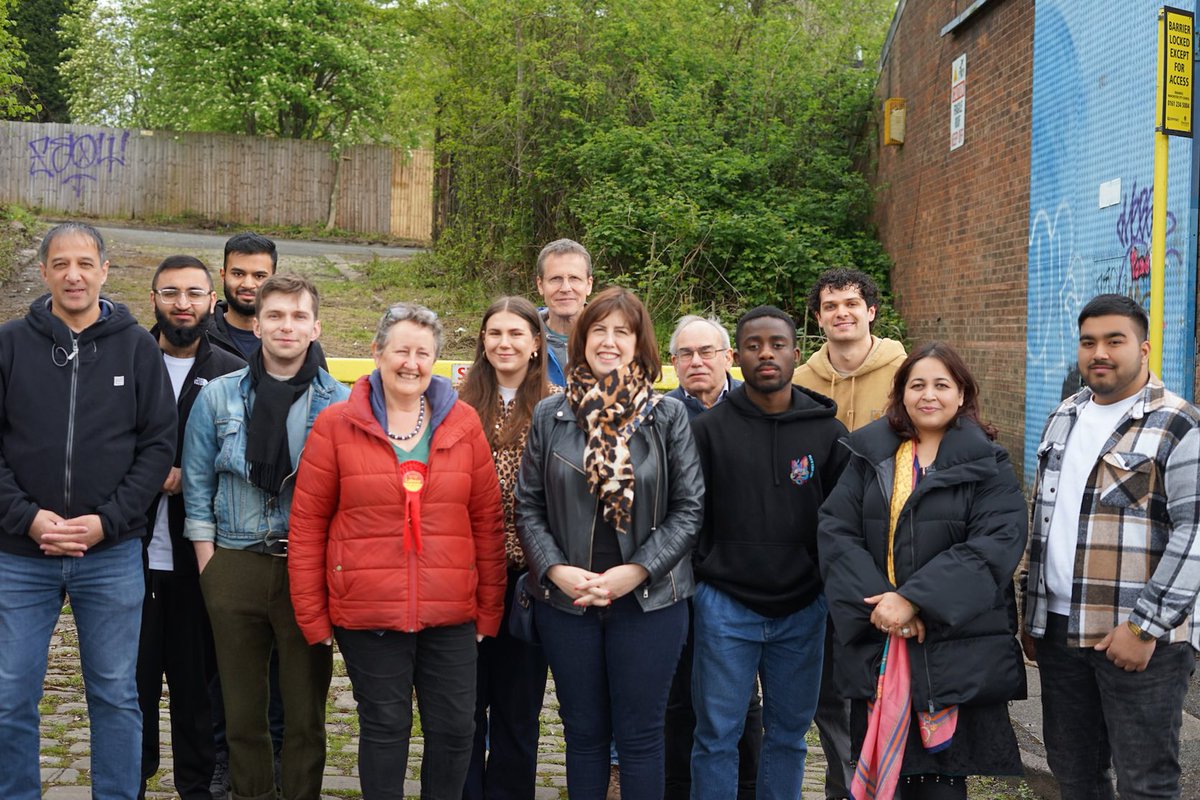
[1023,378,1200,648]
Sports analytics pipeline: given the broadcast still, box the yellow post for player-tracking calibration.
[1151,9,1168,377]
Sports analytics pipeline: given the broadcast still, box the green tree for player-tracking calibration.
[11,0,69,121]
[0,0,38,120]
[61,0,406,143]
[58,0,147,126]
[408,0,896,328]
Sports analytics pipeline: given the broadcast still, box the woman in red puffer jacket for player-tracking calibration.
[289,302,505,800]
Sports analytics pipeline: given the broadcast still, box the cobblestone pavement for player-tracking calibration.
[41,609,831,799]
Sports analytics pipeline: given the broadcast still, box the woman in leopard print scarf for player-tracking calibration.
[516,287,704,800]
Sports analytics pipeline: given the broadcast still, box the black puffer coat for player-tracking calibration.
[818,417,1028,712]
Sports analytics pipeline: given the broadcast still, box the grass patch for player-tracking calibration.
[967,776,1039,799]
[0,204,41,284]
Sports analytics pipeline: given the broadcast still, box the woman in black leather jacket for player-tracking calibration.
[515,286,703,800]
[818,342,1027,800]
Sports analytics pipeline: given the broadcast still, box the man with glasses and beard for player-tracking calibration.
[138,255,245,799]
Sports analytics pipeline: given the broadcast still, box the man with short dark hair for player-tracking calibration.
[138,255,246,800]
[662,314,760,800]
[0,222,176,799]
[1023,293,1200,800]
[793,267,905,799]
[184,273,349,800]
[535,238,594,386]
[690,306,849,800]
[794,268,906,431]
[212,232,277,358]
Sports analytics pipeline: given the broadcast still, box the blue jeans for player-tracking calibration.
[0,539,145,800]
[1038,613,1195,800]
[534,594,688,800]
[690,583,826,800]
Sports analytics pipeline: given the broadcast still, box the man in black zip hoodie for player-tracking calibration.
[138,255,245,800]
[0,222,176,800]
[689,306,848,800]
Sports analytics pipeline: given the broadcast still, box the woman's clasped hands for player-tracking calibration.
[865,590,926,642]
[547,563,651,607]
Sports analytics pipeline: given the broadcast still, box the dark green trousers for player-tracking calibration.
[200,547,332,800]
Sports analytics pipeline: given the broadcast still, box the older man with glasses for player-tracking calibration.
[665,315,741,419]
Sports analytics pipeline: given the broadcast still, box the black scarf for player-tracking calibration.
[246,346,321,496]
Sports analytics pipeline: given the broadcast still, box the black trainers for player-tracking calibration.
[210,753,231,800]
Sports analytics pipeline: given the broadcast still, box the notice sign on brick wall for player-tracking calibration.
[950,53,967,150]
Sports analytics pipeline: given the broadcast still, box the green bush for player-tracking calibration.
[405,0,898,336]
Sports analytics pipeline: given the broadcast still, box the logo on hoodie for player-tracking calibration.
[790,455,814,486]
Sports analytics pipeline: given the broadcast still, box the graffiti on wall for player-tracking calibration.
[27,130,131,197]
[1097,180,1181,306]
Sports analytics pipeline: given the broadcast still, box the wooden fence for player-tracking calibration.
[0,122,433,243]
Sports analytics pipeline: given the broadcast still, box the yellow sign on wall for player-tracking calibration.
[1160,6,1194,136]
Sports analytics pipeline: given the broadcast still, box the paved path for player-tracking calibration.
[39,610,831,799]
[90,224,425,261]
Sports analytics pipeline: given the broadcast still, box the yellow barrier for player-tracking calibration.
[326,357,745,391]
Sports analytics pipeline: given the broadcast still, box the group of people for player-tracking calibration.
[0,221,1194,800]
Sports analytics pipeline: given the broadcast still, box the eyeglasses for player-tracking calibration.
[674,346,721,361]
[154,288,211,304]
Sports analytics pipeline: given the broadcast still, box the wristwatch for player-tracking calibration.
[1127,620,1156,642]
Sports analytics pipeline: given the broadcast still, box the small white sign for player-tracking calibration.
[113,376,125,387]
[950,53,967,151]
[1098,178,1122,209]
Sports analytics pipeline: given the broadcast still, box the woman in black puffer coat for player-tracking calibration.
[818,342,1027,800]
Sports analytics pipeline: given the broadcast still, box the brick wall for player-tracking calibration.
[869,0,1034,478]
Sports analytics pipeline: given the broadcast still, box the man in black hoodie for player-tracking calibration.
[689,306,848,800]
[0,222,176,799]
[138,255,245,800]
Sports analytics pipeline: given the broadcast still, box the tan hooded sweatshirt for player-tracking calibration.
[792,336,907,431]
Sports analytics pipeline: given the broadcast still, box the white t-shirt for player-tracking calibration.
[147,354,194,571]
[499,385,517,405]
[1045,392,1141,614]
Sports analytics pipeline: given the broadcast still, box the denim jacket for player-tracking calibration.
[182,366,349,549]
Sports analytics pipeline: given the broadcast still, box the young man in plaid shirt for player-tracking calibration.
[1022,293,1200,800]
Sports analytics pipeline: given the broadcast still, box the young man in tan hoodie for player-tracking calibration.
[793,267,906,800]
[794,268,906,432]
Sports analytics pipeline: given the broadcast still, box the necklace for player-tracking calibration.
[387,395,426,441]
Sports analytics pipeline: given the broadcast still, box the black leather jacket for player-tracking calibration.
[515,393,703,614]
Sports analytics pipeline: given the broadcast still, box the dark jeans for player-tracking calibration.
[464,569,549,800]
[137,569,216,800]
[1038,613,1195,800]
[663,599,762,800]
[336,623,478,800]
[535,594,688,800]
[200,549,332,800]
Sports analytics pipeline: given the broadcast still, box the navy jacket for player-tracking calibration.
[0,295,176,557]
[664,374,742,419]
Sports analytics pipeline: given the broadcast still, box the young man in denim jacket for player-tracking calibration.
[183,273,349,800]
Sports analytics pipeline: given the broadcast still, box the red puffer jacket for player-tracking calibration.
[289,374,506,644]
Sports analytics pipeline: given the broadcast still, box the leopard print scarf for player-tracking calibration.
[566,361,659,536]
